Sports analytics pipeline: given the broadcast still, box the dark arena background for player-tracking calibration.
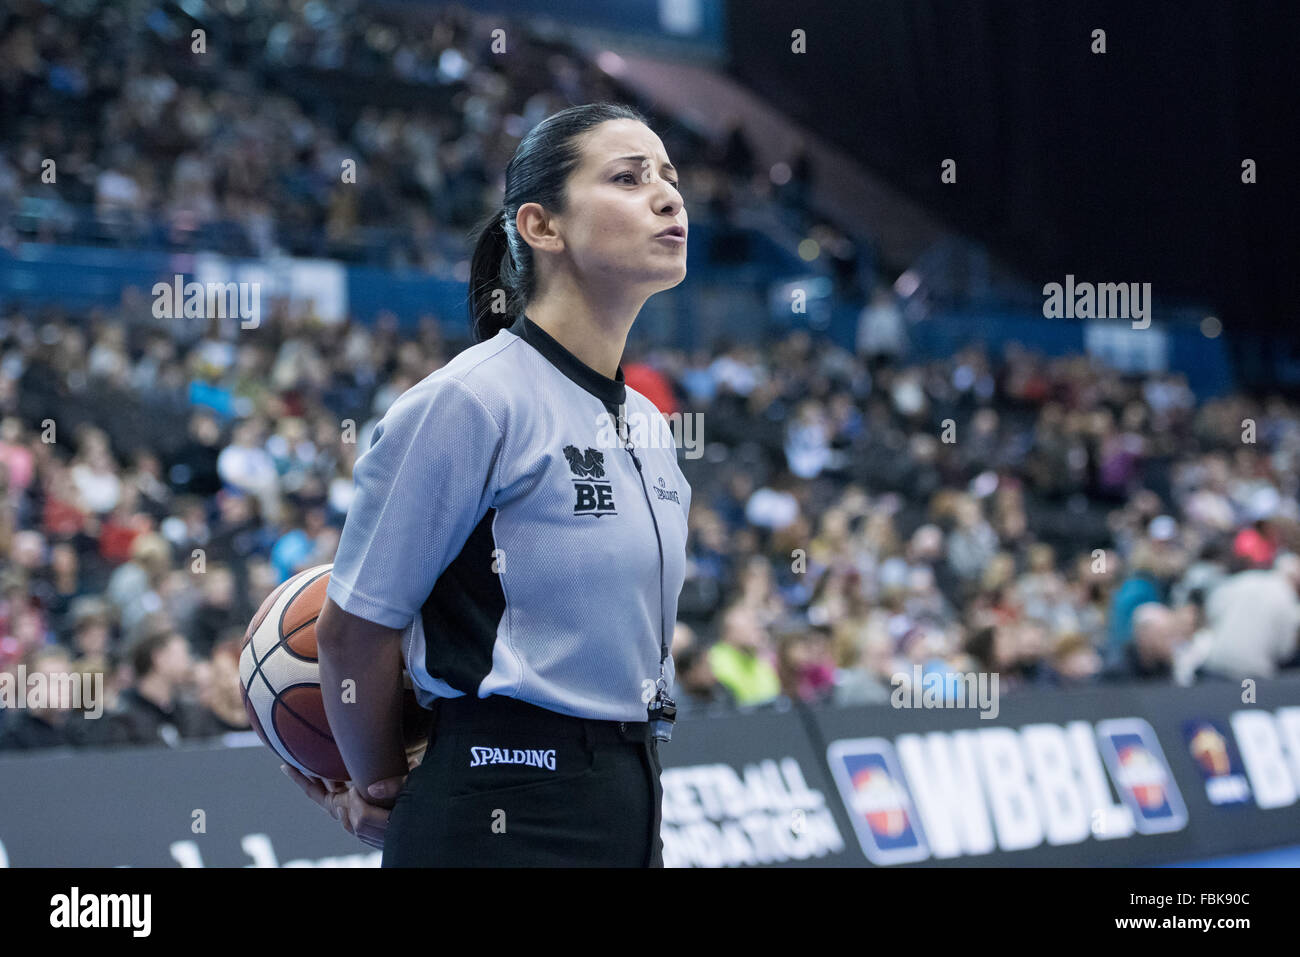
[1,0,1299,932]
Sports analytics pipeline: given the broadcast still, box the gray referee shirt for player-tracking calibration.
[326,313,692,722]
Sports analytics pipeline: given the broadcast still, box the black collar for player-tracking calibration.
[508,313,626,408]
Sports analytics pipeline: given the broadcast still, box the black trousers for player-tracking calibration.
[382,694,664,867]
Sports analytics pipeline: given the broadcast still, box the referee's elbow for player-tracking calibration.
[317,597,404,650]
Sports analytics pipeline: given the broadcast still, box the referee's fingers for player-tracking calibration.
[335,798,354,833]
[282,764,340,818]
[340,787,389,840]
[282,764,380,843]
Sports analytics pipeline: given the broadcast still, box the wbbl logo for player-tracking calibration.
[565,445,617,517]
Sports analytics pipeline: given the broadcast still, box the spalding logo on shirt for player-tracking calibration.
[469,746,558,770]
[654,475,681,504]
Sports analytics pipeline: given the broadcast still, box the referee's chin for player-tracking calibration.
[636,262,688,295]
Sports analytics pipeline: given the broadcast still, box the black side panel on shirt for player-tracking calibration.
[419,507,506,694]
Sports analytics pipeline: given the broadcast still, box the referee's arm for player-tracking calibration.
[320,373,504,806]
[317,599,408,808]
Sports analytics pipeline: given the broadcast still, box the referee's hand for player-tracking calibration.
[281,764,410,850]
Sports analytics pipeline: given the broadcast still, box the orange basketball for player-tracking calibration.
[239,563,430,780]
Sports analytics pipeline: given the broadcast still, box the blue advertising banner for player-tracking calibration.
[2,679,1298,866]
[810,679,1300,866]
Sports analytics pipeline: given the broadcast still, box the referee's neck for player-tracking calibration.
[524,295,639,381]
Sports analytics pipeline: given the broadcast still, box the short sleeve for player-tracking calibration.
[326,375,502,630]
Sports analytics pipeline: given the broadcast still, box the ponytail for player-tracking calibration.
[465,101,650,344]
[467,208,521,343]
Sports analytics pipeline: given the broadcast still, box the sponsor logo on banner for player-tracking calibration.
[826,717,1191,863]
[659,758,845,867]
[1227,706,1300,810]
[1182,719,1251,806]
[1096,719,1188,834]
[826,739,929,865]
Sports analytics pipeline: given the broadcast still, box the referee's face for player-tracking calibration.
[552,118,688,296]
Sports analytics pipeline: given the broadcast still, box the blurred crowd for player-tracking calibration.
[2,294,1299,749]
[0,0,572,265]
[0,0,810,269]
[667,335,1300,716]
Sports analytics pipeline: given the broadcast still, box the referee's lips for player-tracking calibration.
[655,225,687,244]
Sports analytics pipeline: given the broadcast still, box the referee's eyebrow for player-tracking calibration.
[608,155,677,175]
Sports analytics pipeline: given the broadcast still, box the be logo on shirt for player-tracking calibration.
[565,445,619,517]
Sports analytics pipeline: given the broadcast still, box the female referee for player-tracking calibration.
[284,102,692,867]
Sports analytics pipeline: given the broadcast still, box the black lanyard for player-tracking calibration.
[618,404,677,741]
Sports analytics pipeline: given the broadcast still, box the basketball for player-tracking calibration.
[239,563,431,780]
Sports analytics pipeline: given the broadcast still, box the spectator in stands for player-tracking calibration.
[734,554,786,628]
[166,411,224,498]
[0,416,36,506]
[184,564,245,659]
[192,635,251,734]
[1044,630,1104,686]
[1232,491,1283,569]
[1060,563,1110,649]
[1195,554,1300,681]
[0,645,93,750]
[269,504,333,584]
[903,564,957,632]
[217,418,281,520]
[1169,538,1230,611]
[775,622,837,704]
[158,495,212,559]
[671,621,697,657]
[670,642,735,719]
[103,532,173,643]
[1004,616,1057,688]
[832,631,895,706]
[1013,543,1069,625]
[707,604,781,707]
[124,448,174,523]
[206,488,268,568]
[810,566,870,664]
[68,427,122,516]
[66,595,112,678]
[40,461,94,544]
[963,623,1006,676]
[856,284,906,364]
[1103,602,1186,682]
[31,541,85,637]
[1107,539,1165,652]
[102,628,212,747]
[0,569,46,672]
